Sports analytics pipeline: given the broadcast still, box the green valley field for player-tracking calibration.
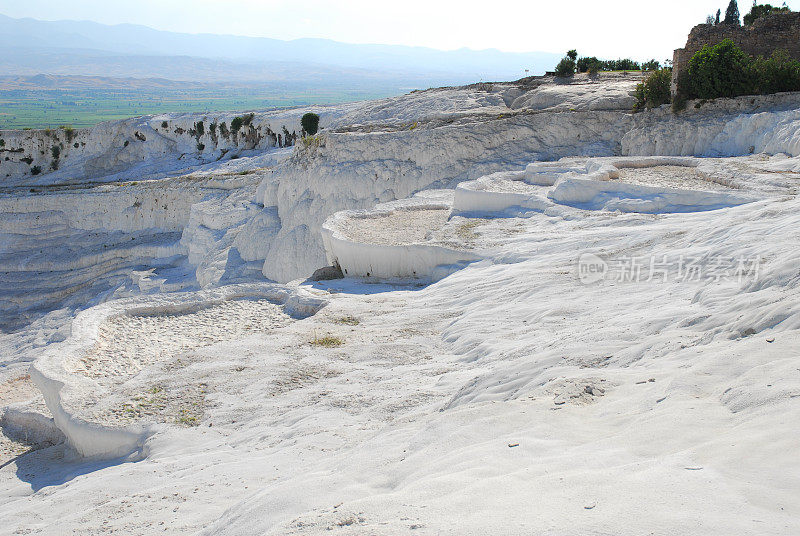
[0,83,406,129]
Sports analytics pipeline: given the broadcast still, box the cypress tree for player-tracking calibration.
[724,0,741,25]
[715,9,721,24]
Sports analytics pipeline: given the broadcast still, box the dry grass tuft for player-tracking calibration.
[310,335,344,348]
[334,316,360,326]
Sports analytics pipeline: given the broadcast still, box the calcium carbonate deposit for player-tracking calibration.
[1,73,799,535]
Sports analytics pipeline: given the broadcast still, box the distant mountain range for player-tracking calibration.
[0,14,560,85]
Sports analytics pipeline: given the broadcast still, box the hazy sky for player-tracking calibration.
[1,0,798,59]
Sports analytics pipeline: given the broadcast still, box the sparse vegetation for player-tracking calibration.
[301,134,322,149]
[310,335,344,348]
[301,112,320,135]
[161,120,168,129]
[50,146,60,160]
[195,121,204,137]
[176,409,199,426]
[30,165,41,175]
[334,316,360,326]
[456,220,483,241]
[197,142,205,151]
[0,138,4,147]
[59,125,75,142]
[633,68,673,111]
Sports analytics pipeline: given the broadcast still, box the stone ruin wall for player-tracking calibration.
[671,12,800,94]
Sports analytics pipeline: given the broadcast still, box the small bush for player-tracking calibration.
[51,146,60,159]
[161,120,168,129]
[0,138,4,147]
[242,113,255,126]
[301,134,321,149]
[301,112,320,135]
[634,68,673,111]
[195,121,204,137]
[209,122,217,135]
[197,142,205,151]
[30,165,41,175]
[230,116,244,134]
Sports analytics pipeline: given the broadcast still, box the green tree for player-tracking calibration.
[642,59,661,71]
[554,56,576,77]
[716,8,722,24]
[301,112,320,135]
[743,2,791,25]
[748,50,800,93]
[577,56,600,72]
[230,116,244,134]
[724,0,741,25]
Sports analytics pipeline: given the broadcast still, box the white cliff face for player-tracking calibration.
[623,93,800,157]
[0,106,359,186]
[0,174,261,331]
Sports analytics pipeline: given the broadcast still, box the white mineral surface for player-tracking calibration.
[1,75,799,535]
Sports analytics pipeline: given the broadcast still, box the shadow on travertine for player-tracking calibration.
[11,443,142,492]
